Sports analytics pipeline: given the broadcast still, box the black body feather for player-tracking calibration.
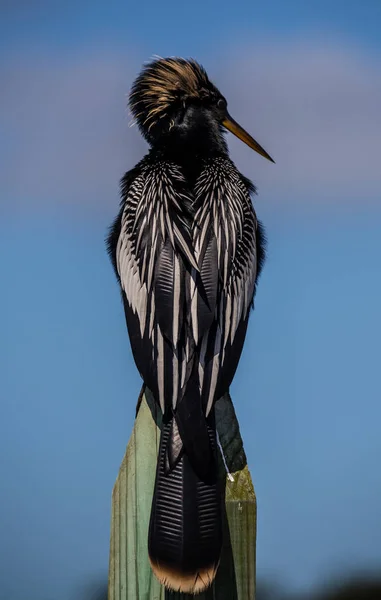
[106,56,267,594]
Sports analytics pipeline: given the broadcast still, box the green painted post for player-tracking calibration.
[108,389,256,599]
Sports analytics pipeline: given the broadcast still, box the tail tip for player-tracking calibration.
[149,556,219,594]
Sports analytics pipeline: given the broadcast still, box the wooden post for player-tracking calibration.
[108,389,256,599]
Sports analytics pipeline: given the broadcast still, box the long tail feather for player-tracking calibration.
[148,413,222,594]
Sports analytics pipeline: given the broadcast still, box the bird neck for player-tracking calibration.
[153,135,228,157]
[150,136,229,181]
[149,105,229,161]
[149,145,227,185]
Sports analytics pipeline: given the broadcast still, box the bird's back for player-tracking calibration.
[107,148,264,593]
[108,151,262,431]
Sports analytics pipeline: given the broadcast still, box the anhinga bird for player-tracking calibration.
[107,57,273,594]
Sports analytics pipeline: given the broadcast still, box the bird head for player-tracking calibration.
[129,57,274,161]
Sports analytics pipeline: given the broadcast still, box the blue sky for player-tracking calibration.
[1,1,381,599]
[2,0,381,55]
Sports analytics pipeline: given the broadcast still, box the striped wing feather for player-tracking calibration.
[194,157,258,415]
[115,160,199,413]
[111,155,259,467]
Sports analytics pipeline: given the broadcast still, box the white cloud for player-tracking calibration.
[1,40,380,216]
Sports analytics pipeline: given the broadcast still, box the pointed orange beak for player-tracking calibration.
[222,114,275,163]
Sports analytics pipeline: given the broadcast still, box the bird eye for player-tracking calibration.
[217,98,227,110]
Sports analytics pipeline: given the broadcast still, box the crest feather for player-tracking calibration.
[129,57,215,138]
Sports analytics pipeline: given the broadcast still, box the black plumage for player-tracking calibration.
[107,57,273,594]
